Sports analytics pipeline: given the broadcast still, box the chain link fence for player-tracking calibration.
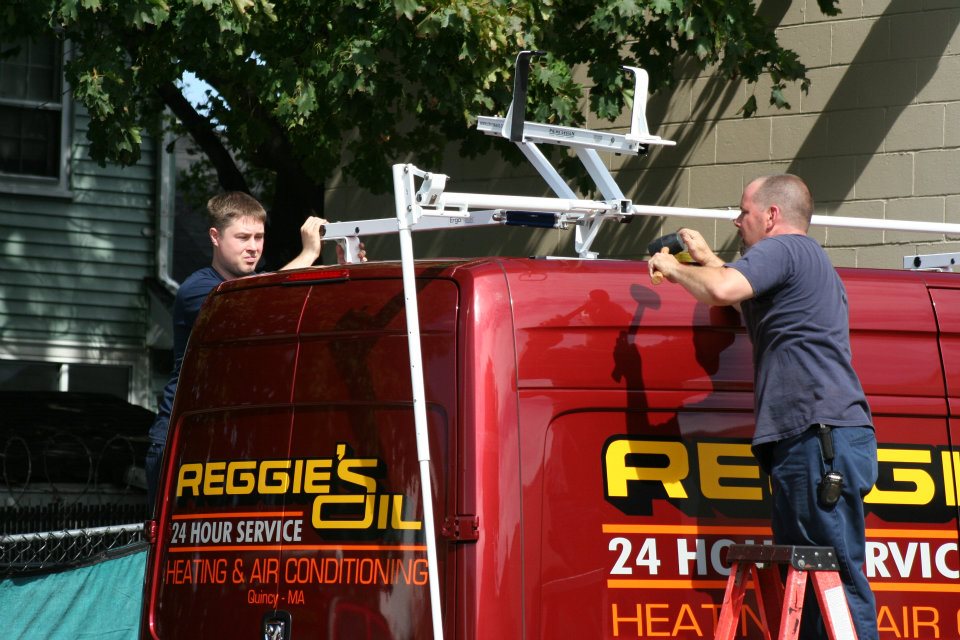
[0,502,148,579]
[0,523,145,578]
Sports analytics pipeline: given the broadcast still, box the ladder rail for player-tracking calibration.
[812,572,859,640]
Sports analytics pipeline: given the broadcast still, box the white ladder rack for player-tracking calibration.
[319,51,960,640]
[327,51,960,263]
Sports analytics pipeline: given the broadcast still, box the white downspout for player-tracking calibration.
[156,130,180,295]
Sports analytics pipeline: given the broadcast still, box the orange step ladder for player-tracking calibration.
[714,544,858,640]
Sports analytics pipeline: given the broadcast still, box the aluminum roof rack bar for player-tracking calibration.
[903,251,960,271]
[324,176,960,265]
[476,50,678,257]
[477,52,676,157]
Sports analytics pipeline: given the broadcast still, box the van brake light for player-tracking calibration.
[280,268,350,285]
[145,519,157,543]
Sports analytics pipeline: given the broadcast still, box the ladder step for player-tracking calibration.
[724,543,839,571]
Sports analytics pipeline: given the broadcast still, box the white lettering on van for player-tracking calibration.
[866,541,959,580]
[235,518,303,543]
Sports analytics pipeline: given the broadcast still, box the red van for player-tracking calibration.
[139,256,960,639]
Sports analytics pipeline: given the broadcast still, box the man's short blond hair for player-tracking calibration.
[206,192,267,231]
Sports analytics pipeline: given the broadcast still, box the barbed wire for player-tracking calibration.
[0,431,146,506]
[0,523,145,578]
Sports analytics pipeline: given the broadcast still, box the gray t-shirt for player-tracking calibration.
[726,234,872,445]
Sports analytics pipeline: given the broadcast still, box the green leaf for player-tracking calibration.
[816,0,841,16]
[60,0,79,21]
[651,0,673,14]
[770,83,790,109]
[393,0,418,20]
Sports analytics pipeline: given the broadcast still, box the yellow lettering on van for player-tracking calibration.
[303,459,332,493]
[226,460,257,494]
[291,459,304,493]
[257,460,291,494]
[176,463,203,497]
[337,458,378,492]
[698,442,763,501]
[311,495,374,529]
[605,439,689,499]
[202,461,226,495]
[390,495,422,530]
[866,449,935,506]
[942,451,960,507]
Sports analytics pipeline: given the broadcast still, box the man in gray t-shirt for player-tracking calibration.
[732,233,872,445]
[648,174,878,640]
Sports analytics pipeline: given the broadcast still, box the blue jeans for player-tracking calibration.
[763,425,878,640]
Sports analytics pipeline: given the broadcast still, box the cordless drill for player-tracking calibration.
[648,232,695,285]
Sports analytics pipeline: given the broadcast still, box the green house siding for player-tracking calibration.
[0,106,167,406]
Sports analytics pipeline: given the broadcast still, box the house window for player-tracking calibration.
[0,36,71,194]
[0,360,130,401]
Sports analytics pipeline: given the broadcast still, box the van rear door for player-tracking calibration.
[275,273,459,638]
[145,281,309,638]
[144,268,459,640]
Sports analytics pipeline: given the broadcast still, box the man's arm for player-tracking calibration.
[280,216,326,271]
[648,250,753,306]
[279,216,369,270]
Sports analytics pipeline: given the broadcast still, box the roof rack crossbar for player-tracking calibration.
[325,184,960,264]
[474,50,677,257]
[903,251,960,271]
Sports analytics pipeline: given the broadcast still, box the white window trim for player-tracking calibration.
[0,340,150,408]
[0,38,74,199]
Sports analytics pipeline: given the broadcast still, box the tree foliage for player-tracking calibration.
[0,0,838,266]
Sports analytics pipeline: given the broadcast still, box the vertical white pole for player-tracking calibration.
[58,363,69,392]
[392,163,445,640]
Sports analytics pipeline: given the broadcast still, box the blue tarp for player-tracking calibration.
[0,545,145,639]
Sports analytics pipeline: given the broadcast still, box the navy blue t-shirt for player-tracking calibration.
[148,267,225,444]
[726,234,872,445]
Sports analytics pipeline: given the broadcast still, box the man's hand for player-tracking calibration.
[335,240,367,264]
[299,216,325,259]
[279,216,326,271]
[678,228,725,267]
[649,246,680,285]
[649,239,753,306]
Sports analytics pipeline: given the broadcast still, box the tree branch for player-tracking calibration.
[155,82,250,193]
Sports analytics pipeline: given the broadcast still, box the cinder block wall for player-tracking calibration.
[326,2,960,269]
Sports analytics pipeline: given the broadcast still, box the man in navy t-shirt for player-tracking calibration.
[145,192,329,509]
[648,175,878,640]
